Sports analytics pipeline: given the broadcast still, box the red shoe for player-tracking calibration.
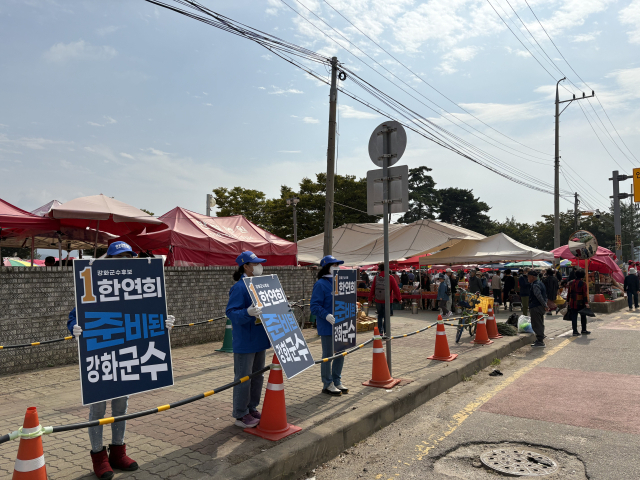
[108,443,139,471]
[90,447,114,479]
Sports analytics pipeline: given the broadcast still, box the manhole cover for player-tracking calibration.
[480,448,558,476]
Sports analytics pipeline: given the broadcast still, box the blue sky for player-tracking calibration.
[1,0,639,242]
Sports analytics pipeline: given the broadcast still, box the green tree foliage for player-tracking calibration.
[3,247,41,259]
[140,208,154,216]
[213,187,269,229]
[485,216,538,247]
[437,187,493,234]
[397,166,439,223]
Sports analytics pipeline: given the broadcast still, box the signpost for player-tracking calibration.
[244,274,314,379]
[366,120,408,374]
[634,168,640,203]
[73,258,174,406]
[333,269,357,353]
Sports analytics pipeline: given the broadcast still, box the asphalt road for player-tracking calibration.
[300,310,640,480]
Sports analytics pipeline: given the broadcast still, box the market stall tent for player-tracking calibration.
[420,233,554,265]
[297,219,484,267]
[116,207,297,266]
[552,245,623,283]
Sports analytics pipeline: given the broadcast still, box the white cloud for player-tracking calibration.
[0,134,73,150]
[258,86,266,90]
[439,46,480,74]
[261,54,272,60]
[526,0,615,38]
[44,40,117,63]
[0,124,7,128]
[268,86,304,95]
[278,150,302,153]
[96,25,121,36]
[104,116,117,124]
[302,117,319,124]
[620,0,640,44]
[203,103,213,106]
[339,105,379,119]
[87,121,103,127]
[119,153,135,160]
[291,115,299,118]
[87,116,117,127]
[572,31,601,42]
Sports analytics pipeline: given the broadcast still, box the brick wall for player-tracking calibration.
[0,266,317,376]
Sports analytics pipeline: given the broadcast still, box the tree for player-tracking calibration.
[140,208,154,216]
[3,247,41,259]
[437,187,492,234]
[397,166,439,223]
[485,217,537,247]
[213,187,270,230]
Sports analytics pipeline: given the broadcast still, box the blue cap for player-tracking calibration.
[320,255,344,267]
[236,251,266,266]
[107,241,137,257]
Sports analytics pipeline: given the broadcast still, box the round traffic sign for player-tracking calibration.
[368,120,407,167]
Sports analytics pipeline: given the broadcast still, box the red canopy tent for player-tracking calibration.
[552,245,623,283]
[117,207,297,266]
[0,198,60,235]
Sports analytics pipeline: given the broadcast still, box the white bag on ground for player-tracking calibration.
[517,315,534,333]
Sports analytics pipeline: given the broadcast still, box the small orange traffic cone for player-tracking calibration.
[485,306,502,339]
[362,327,401,389]
[427,316,458,362]
[13,407,46,480]
[245,354,301,441]
[471,307,493,345]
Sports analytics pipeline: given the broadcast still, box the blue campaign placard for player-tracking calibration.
[333,269,357,353]
[243,275,315,379]
[73,258,174,405]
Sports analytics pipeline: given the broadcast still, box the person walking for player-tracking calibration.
[468,270,483,294]
[542,268,559,316]
[67,241,176,480]
[437,274,451,317]
[310,255,349,396]
[528,269,548,347]
[502,269,516,311]
[400,270,409,287]
[421,271,431,310]
[226,251,270,429]
[491,270,502,306]
[567,269,591,335]
[624,267,640,311]
[445,268,458,313]
[518,268,531,316]
[368,263,402,336]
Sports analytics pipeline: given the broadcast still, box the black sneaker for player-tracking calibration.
[531,341,545,347]
[581,330,591,335]
[572,331,581,336]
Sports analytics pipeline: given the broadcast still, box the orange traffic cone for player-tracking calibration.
[486,306,502,339]
[427,316,458,361]
[362,327,401,389]
[245,354,302,441]
[471,307,493,345]
[13,407,46,480]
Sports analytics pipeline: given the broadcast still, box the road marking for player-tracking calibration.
[415,336,577,461]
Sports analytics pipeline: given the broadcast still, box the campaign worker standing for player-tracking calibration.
[67,241,176,480]
[226,251,270,429]
[310,255,349,396]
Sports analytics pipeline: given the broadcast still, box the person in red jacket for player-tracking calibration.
[368,263,402,336]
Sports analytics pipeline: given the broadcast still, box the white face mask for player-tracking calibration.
[252,264,264,276]
[330,265,340,274]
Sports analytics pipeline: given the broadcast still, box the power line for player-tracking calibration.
[320,0,553,159]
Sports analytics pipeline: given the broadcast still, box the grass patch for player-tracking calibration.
[491,358,501,366]
[462,375,472,382]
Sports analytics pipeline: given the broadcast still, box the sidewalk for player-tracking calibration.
[0,308,580,479]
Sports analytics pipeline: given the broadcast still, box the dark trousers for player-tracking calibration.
[493,289,502,305]
[568,308,587,333]
[530,305,546,343]
[439,299,449,315]
[376,302,393,335]
[503,289,511,308]
[628,292,639,309]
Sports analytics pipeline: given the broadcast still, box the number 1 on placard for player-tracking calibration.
[80,267,97,304]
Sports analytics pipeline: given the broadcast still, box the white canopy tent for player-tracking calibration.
[297,219,485,266]
[419,233,554,265]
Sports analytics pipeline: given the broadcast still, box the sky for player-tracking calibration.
[1,0,639,253]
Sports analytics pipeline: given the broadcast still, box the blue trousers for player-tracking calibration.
[320,335,344,388]
[89,397,128,452]
[232,350,266,419]
[376,302,393,335]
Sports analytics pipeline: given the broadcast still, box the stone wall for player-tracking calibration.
[0,265,317,376]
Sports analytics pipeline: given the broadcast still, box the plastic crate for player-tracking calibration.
[473,295,495,313]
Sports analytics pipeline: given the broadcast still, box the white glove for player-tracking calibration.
[247,305,263,317]
[165,315,175,329]
[73,324,82,339]
[326,314,335,325]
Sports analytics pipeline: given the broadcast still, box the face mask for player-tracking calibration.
[252,264,264,276]
[330,265,340,274]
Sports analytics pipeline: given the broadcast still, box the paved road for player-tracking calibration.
[306,310,640,480]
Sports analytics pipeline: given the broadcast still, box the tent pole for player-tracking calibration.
[31,236,34,267]
[94,220,100,258]
[58,238,62,268]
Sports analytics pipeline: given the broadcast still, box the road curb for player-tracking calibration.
[212,332,535,480]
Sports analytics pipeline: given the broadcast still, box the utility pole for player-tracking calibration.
[631,184,635,262]
[554,78,595,249]
[323,57,338,256]
[206,193,215,217]
[287,197,300,266]
[574,192,580,231]
[610,170,631,261]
